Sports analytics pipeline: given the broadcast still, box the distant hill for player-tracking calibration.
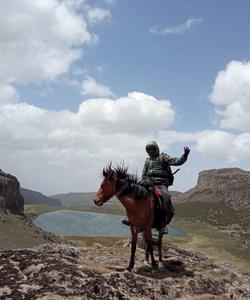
[173,168,250,231]
[168,190,182,197]
[21,187,61,207]
[50,192,95,208]
[50,192,122,212]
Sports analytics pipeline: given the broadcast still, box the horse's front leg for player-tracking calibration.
[158,227,165,269]
[127,226,138,271]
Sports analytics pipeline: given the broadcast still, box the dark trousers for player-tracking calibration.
[155,185,175,225]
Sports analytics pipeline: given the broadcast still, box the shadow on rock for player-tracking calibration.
[136,259,194,279]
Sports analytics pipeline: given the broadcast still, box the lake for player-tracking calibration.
[34,210,185,237]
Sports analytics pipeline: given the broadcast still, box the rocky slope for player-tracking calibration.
[0,169,63,250]
[0,169,24,215]
[175,168,250,210]
[173,168,250,231]
[0,241,249,299]
[0,209,63,251]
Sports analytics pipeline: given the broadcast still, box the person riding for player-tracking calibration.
[142,141,190,226]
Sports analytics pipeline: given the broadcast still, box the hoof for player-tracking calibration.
[126,267,132,272]
[152,262,158,270]
[158,261,164,269]
[144,260,150,266]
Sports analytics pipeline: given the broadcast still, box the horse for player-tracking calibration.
[93,164,166,271]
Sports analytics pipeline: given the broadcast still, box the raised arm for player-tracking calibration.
[163,146,190,166]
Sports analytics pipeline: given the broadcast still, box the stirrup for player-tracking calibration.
[122,219,130,226]
[162,226,168,235]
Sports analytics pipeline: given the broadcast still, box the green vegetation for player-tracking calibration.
[27,198,250,272]
[0,175,10,182]
[170,218,250,272]
[24,204,61,219]
[72,204,124,216]
[64,236,125,247]
[174,201,250,231]
[50,192,95,207]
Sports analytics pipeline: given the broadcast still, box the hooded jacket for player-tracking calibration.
[142,141,187,186]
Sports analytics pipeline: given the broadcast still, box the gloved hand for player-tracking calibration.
[184,146,190,157]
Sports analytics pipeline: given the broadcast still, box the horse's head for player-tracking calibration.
[94,165,116,206]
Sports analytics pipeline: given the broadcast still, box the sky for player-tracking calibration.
[0,0,250,195]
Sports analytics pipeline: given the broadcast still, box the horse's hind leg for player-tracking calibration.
[127,226,138,271]
[144,228,157,269]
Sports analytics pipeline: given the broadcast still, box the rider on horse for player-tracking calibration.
[141,141,190,227]
[122,141,190,228]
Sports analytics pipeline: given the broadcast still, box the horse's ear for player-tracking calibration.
[107,170,116,180]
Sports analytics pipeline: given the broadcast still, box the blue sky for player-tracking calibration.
[0,0,250,194]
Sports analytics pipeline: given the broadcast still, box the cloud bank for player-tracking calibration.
[0,1,249,194]
[0,92,175,193]
[210,60,250,131]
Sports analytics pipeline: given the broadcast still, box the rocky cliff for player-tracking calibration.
[0,169,63,250]
[174,168,250,211]
[0,169,24,215]
[0,241,249,299]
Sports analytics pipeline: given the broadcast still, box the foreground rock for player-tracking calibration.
[0,241,249,299]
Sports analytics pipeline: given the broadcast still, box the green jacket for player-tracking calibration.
[142,141,187,186]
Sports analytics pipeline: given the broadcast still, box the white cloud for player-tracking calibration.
[2,86,249,194]
[210,60,250,131]
[0,92,175,193]
[77,92,175,133]
[0,84,19,105]
[0,0,97,85]
[150,17,203,35]
[81,76,115,97]
[194,130,250,162]
[157,130,250,163]
[87,7,111,25]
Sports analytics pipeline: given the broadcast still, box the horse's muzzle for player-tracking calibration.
[93,198,103,206]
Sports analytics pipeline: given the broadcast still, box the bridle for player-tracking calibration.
[99,172,117,204]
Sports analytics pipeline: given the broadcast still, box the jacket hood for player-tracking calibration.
[145,140,160,157]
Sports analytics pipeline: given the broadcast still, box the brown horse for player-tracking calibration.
[93,164,166,271]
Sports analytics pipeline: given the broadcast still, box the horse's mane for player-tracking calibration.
[102,164,147,198]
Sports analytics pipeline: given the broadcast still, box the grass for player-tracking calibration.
[24,204,61,219]
[0,175,11,182]
[71,205,124,216]
[170,218,250,272]
[174,201,250,231]
[26,202,250,273]
[64,236,125,247]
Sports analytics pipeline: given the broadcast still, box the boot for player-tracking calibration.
[122,218,130,226]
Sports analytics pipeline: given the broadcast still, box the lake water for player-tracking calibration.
[34,210,185,237]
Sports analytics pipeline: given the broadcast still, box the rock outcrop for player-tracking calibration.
[0,242,249,299]
[0,169,24,215]
[175,168,250,211]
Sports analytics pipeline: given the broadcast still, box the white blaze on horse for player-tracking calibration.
[93,164,166,271]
